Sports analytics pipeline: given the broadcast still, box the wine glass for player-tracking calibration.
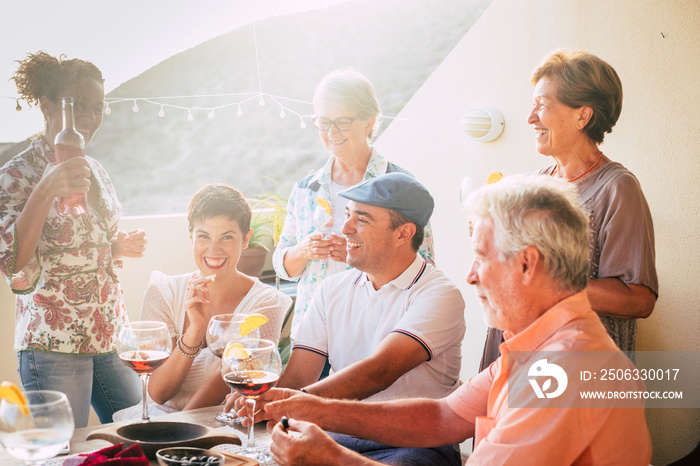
[206,314,260,423]
[117,321,172,423]
[221,339,281,461]
[0,390,74,464]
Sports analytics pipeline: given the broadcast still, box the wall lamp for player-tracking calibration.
[460,106,504,142]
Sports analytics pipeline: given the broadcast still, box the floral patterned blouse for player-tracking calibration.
[272,148,435,339]
[0,138,127,355]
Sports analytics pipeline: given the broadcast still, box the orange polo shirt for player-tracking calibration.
[446,291,652,465]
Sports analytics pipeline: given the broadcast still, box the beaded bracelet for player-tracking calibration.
[177,336,203,358]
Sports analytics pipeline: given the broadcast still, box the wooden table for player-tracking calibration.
[0,406,269,465]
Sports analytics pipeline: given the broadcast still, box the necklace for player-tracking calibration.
[552,151,604,183]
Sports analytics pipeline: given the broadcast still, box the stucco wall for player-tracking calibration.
[375,0,700,463]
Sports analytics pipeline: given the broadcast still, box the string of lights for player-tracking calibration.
[4,91,439,128]
[3,22,439,129]
[103,92,311,127]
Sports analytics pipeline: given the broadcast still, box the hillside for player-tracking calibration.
[6,0,490,215]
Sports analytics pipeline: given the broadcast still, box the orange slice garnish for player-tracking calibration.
[316,198,332,216]
[240,314,269,337]
[224,343,249,360]
[0,381,29,415]
[486,171,503,184]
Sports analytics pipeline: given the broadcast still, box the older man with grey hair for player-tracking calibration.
[256,174,652,466]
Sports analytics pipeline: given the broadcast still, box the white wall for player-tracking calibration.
[118,214,194,321]
[375,0,700,464]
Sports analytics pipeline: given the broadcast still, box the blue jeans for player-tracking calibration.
[17,351,141,428]
[329,432,461,466]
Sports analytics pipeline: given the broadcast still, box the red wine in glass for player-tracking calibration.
[224,371,279,397]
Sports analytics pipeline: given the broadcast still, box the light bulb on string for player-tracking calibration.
[158,105,165,117]
[279,108,286,118]
[258,96,265,106]
[15,99,22,111]
[132,101,139,113]
[104,103,111,115]
[300,118,307,129]
[236,105,243,117]
[208,109,215,119]
[187,110,194,121]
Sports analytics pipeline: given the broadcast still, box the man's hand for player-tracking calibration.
[260,390,328,426]
[230,388,304,426]
[269,418,354,466]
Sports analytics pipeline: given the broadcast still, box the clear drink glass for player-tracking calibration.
[0,390,74,464]
[117,321,172,423]
[221,339,281,462]
[313,205,333,238]
[206,314,259,424]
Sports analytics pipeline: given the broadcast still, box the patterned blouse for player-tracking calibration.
[272,148,435,339]
[0,138,127,355]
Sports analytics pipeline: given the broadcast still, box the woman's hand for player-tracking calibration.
[283,232,346,277]
[300,233,347,262]
[326,233,347,263]
[111,229,147,259]
[12,157,91,273]
[40,157,91,199]
[183,274,213,343]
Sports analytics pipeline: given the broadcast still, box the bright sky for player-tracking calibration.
[0,0,348,142]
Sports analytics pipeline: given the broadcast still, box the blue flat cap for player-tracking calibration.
[338,173,434,227]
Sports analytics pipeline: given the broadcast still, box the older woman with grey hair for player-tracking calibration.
[481,50,657,370]
[273,69,435,343]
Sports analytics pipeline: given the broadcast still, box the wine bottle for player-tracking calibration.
[54,97,87,215]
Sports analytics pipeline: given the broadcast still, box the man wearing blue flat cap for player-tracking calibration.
[227,172,465,464]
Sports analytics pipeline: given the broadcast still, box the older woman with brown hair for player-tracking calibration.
[480,50,658,368]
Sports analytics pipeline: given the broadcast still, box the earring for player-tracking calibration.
[15,99,22,112]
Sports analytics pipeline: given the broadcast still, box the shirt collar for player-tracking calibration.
[500,290,592,353]
[31,137,55,164]
[308,147,387,188]
[353,254,426,290]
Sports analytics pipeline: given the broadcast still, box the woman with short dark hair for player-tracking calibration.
[113,184,291,420]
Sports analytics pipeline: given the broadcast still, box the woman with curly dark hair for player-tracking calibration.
[0,51,146,426]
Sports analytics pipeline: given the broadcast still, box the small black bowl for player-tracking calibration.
[156,447,224,466]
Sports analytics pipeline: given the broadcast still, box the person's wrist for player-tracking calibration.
[297,242,311,261]
[177,336,202,357]
[181,332,203,349]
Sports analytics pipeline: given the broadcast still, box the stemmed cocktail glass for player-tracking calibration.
[221,339,281,461]
[0,390,74,464]
[206,314,260,423]
[117,321,172,423]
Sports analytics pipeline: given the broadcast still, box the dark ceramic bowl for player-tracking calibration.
[156,447,224,465]
[86,421,241,459]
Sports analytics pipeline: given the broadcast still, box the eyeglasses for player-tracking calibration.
[312,116,357,132]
